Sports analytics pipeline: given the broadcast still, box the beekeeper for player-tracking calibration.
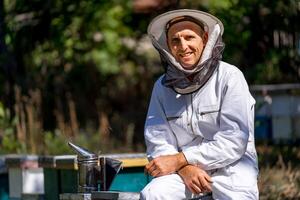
[141,9,259,200]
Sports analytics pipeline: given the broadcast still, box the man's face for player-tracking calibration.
[167,21,207,70]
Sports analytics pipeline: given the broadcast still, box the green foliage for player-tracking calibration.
[43,129,128,155]
[255,50,282,84]
[212,0,300,83]
[4,0,133,75]
[43,131,73,155]
[0,132,25,154]
[0,102,25,154]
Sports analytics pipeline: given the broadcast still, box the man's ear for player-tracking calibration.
[203,32,208,45]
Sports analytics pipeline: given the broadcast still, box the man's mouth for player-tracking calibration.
[179,52,193,58]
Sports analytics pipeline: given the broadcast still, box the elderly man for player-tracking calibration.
[141,9,259,200]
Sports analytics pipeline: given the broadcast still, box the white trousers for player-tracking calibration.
[140,174,212,200]
[140,174,258,200]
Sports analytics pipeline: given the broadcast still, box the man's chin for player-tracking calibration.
[181,63,195,70]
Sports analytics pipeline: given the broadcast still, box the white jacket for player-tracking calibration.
[144,61,259,199]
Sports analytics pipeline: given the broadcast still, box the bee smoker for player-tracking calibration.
[68,142,104,192]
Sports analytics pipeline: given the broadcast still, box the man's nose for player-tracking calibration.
[179,38,188,50]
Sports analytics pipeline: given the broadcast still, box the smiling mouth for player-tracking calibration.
[179,52,193,58]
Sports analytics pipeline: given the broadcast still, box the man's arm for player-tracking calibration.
[144,79,179,163]
[144,152,213,194]
[144,152,187,177]
[178,165,212,194]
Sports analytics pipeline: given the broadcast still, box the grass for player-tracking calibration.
[257,144,300,199]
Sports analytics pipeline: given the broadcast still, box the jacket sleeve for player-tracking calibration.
[144,81,179,159]
[182,70,255,170]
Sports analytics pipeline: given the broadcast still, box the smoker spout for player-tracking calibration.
[68,142,97,160]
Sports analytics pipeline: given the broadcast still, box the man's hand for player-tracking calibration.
[178,165,212,194]
[144,152,187,177]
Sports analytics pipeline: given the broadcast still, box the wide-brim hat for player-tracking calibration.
[148,9,224,49]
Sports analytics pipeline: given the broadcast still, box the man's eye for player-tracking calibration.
[171,38,180,43]
[186,36,195,40]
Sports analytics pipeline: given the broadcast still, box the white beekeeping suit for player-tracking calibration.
[141,9,259,200]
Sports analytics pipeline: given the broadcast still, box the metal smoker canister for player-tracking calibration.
[78,155,101,192]
[68,142,101,193]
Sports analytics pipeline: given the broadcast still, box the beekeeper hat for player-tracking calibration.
[148,9,224,50]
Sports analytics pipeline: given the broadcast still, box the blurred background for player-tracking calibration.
[0,0,299,199]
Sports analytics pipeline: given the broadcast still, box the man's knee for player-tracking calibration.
[140,174,186,200]
[140,180,171,199]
